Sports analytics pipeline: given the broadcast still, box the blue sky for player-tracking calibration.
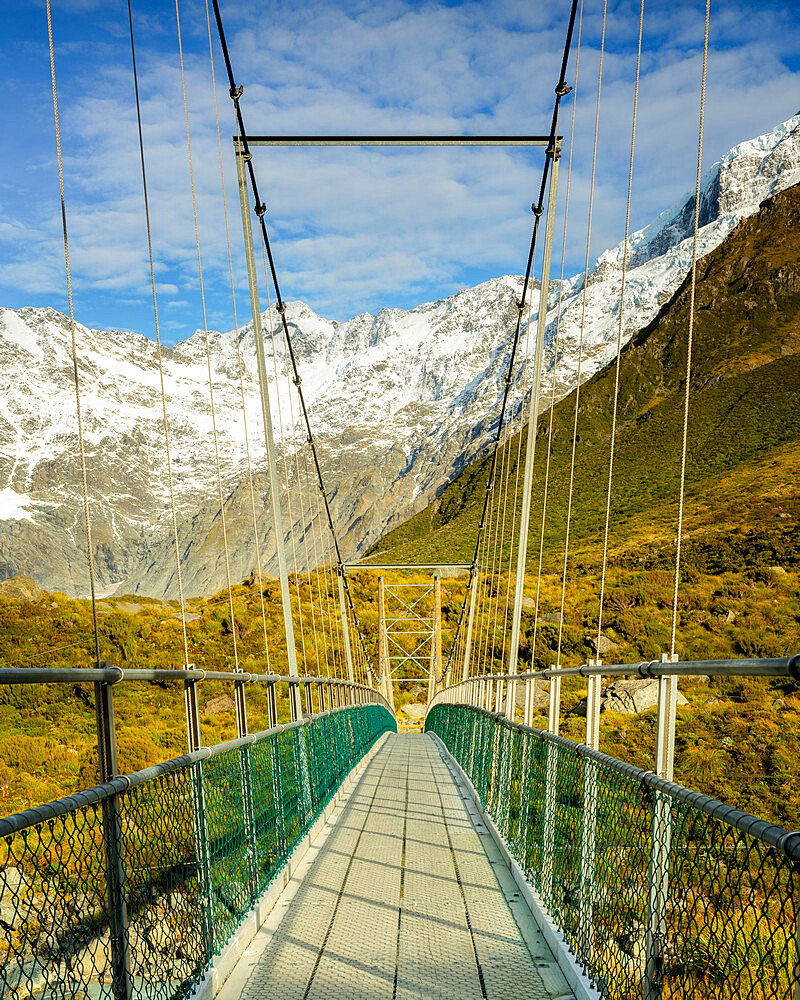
[1,0,799,344]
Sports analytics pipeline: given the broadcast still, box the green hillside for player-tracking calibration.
[366,184,800,580]
[361,185,800,828]
[0,187,798,832]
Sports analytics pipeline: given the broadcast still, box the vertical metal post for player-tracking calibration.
[643,653,679,1000]
[540,732,558,912]
[184,676,202,753]
[579,660,602,963]
[93,667,132,1000]
[184,676,213,956]
[507,146,562,683]
[240,739,258,907]
[523,677,534,727]
[585,661,603,753]
[433,573,443,688]
[266,681,278,729]
[235,141,301,722]
[338,571,355,683]
[462,568,479,682]
[234,675,249,738]
[378,576,392,706]
[548,672,562,736]
[541,664,562,913]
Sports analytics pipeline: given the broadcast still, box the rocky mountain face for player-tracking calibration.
[1,114,798,598]
[370,177,800,567]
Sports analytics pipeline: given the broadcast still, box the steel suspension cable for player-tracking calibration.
[175,0,240,671]
[46,0,102,669]
[531,0,584,667]
[595,0,645,649]
[204,0,271,668]
[488,422,515,665]
[262,264,308,670]
[439,0,581,683]
[556,0,608,667]
[127,0,191,669]
[212,0,377,681]
[671,0,711,655]
[498,266,537,664]
[281,348,323,674]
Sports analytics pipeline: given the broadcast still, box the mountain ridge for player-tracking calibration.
[1,114,799,597]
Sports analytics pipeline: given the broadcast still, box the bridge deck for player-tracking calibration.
[219,733,573,1000]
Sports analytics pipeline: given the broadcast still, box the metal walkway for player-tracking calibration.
[218,733,574,1000]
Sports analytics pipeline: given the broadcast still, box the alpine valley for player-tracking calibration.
[1,114,799,598]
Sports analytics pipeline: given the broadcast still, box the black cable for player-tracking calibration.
[441,0,580,683]
[211,0,373,679]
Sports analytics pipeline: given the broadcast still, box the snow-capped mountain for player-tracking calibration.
[1,114,799,598]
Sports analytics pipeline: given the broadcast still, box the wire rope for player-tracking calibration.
[210,0,385,684]
[499,263,538,665]
[556,0,608,667]
[595,0,645,648]
[281,344,323,675]
[204,0,271,669]
[127,0,191,669]
[438,0,580,683]
[262,266,308,670]
[46,0,102,669]
[175,0,240,671]
[531,0,584,668]
[671,0,711,655]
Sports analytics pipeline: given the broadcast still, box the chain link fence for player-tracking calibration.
[426,702,800,1000]
[0,703,395,1000]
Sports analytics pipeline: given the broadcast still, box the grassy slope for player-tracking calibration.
[365,185,800,826]
[367,185,800,572]
[1,188,799,829]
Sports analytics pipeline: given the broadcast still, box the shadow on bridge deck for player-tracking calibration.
[217,733,573,1000]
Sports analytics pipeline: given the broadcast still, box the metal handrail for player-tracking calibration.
[432,653,800,689]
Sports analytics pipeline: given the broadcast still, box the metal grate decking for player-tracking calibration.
[219,733,574,1000]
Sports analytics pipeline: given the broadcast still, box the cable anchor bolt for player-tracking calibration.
[254,203,267,218]
[556,83,572,97]
[276,302,286,315]
[531,203,544,216]
[230,85,243,100]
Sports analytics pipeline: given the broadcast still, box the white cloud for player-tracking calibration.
[0,0,798,340]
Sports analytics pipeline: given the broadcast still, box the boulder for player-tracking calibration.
[540,611,562,625]
[203,694,235,716]
[589,634,620,656]
[401,703,427,720]
[0,867,31,931]
[602,679,688,715]
[574,678,689,716]
[0,576,42,602]
[512,680,550,716]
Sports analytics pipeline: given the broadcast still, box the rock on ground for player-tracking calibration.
[574,678,689,716]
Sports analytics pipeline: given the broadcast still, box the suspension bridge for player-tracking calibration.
[1,1,799,999]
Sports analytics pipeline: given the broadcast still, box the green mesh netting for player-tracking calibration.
[426,702,799,1000]
[0,704,395,1000]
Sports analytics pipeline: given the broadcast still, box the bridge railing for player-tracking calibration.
[0,666,395,1000]
[426,656,800,1000]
